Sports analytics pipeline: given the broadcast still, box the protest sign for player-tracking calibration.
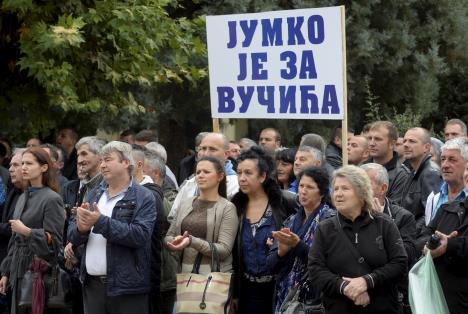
[206,6,346,120]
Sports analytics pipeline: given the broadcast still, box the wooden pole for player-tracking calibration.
[340,5,349,166]
[212,118,220,133]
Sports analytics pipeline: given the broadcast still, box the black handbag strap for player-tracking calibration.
[191,242,221,274]
[333,215,372,273]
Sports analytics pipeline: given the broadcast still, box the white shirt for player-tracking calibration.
[85,189,125,276]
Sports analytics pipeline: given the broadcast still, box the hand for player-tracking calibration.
[272,228,300,256]
[372,197,384,213]
[76,202,101,233]
[64,242,75,259]
[0,276,8,295]
[343,277,367,300]
[425,230,458,259]
[229,298,238,314]
[9,219,31,237]
[266,237,274,248]
[354,291,370,306]
[167,231,191,251]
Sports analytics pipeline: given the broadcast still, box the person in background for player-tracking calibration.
[395,137,405,164]
[430,137,444,169]
[0,143,9,187]
[325,126,354,169]
[56,127,79,180]
[239,138,257,152]
[178,132,208,185]
[444,118,467,142]
[26,137,42,148]
[275,148,297,190]
[119,129,136,144]
[258,128,281,154]
[300,133,334,177]
[290,146,322,193]
[268,167,335,313]
[0,148,65,314]
[134,129,158,146]
[145,142,179,190]
[231,147,295,314]
[308,165,407,314]
[40,143,69,193]
[347,135,370,166]
[228,141,241,161]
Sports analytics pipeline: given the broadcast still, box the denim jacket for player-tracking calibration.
[68,179,156,296]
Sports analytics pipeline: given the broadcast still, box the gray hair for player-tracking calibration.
[76,136,106,155]
[333,165,375,214]
[239,138,257,151]
[360,163,389,186]
[101,141,134,174]
[300,133,326,153]
[297,145,323,163]
[144,151,166,178]
[13,148,27,156]
[195,132,209,148]
[131,148,146,164]
[446,119,467,134]
[441,137,468,161]
[145,142,167,163]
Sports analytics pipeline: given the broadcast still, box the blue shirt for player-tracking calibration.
[0,178,6,206]
[432,182,468,217]
[288,179,298,194]
[242,205,275,276]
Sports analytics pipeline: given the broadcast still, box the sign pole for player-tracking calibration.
[340,5,349,166]
[212,118,220,133]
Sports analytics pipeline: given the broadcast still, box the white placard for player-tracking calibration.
[206,6,345,120]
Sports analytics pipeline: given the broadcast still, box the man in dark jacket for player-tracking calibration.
[367,121,410,204]
[400,128,441,231]
[68,141,156,314]
[420,178,468,313]
[325,126,354,169]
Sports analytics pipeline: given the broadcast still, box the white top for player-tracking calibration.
[85,190,125,276]
[139,175,154,185]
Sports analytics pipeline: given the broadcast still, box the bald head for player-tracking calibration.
[347,135,370,165]
[198,133,229,162]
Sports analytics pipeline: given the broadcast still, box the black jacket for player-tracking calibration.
[178,154,196,185]
[384,199,417,266]
[400,154,441,220]
[370,152,410,205]
[0,187,22,262]
[417,198,468,312]
[142,183,165,296]
[62,148,78,180]
[231,189,298,299]
[325,142,342,169]
[308,213,407,314]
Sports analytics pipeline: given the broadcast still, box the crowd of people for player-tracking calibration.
[0,118,466,314]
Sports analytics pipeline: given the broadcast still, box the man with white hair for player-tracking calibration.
[425,137,468,224]
[145,141,178,189]
[289,145,322,193]
[169,132,239,221]
[68,141,156,314]
[361,163,417,264]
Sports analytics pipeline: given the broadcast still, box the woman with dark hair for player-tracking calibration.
[0,147,65,314]
[275,148,297,190]
[268,167,335,313]
[165,156,238,275]
[231,146,296,314]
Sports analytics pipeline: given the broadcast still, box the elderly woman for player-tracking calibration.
[308,165,407,314]
[268,167,335,313]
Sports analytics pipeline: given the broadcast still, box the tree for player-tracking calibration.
[0,0,206,141]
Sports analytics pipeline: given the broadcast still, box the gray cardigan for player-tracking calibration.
[165,196,238,275]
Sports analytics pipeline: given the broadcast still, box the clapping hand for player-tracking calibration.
[77,202,101,233]
[167,231,191,251]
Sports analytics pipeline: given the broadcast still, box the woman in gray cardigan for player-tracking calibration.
[166,156,239,275]
[0,147,65,314]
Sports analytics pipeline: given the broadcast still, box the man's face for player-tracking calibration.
[56,129,76,150]
[368,127,394,161]
[294,150,320,176]
[347,136,369,165]
[365,169,386,202]
[403,129,430,162]
[9,153,23,188]
[259,130,279,152]
[444,124,465,142]
[228,143,241,160]
[77,144,101,178]
[440,149,465,186]
[198,134,227,161]
[100,151,129,182]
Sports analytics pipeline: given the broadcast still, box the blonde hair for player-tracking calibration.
[333,165,375,214]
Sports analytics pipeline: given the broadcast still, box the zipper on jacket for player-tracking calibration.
[355,233,358,244]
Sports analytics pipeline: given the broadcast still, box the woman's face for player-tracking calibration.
[276,160,293,185]
[195,160,223,191]
[237,159,266,195]
[332,176,362,216]
[22,152,47,184]
[298,175,322,211]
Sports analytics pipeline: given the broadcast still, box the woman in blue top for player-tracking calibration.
[231,146,296,314]
[268,167,335,313]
